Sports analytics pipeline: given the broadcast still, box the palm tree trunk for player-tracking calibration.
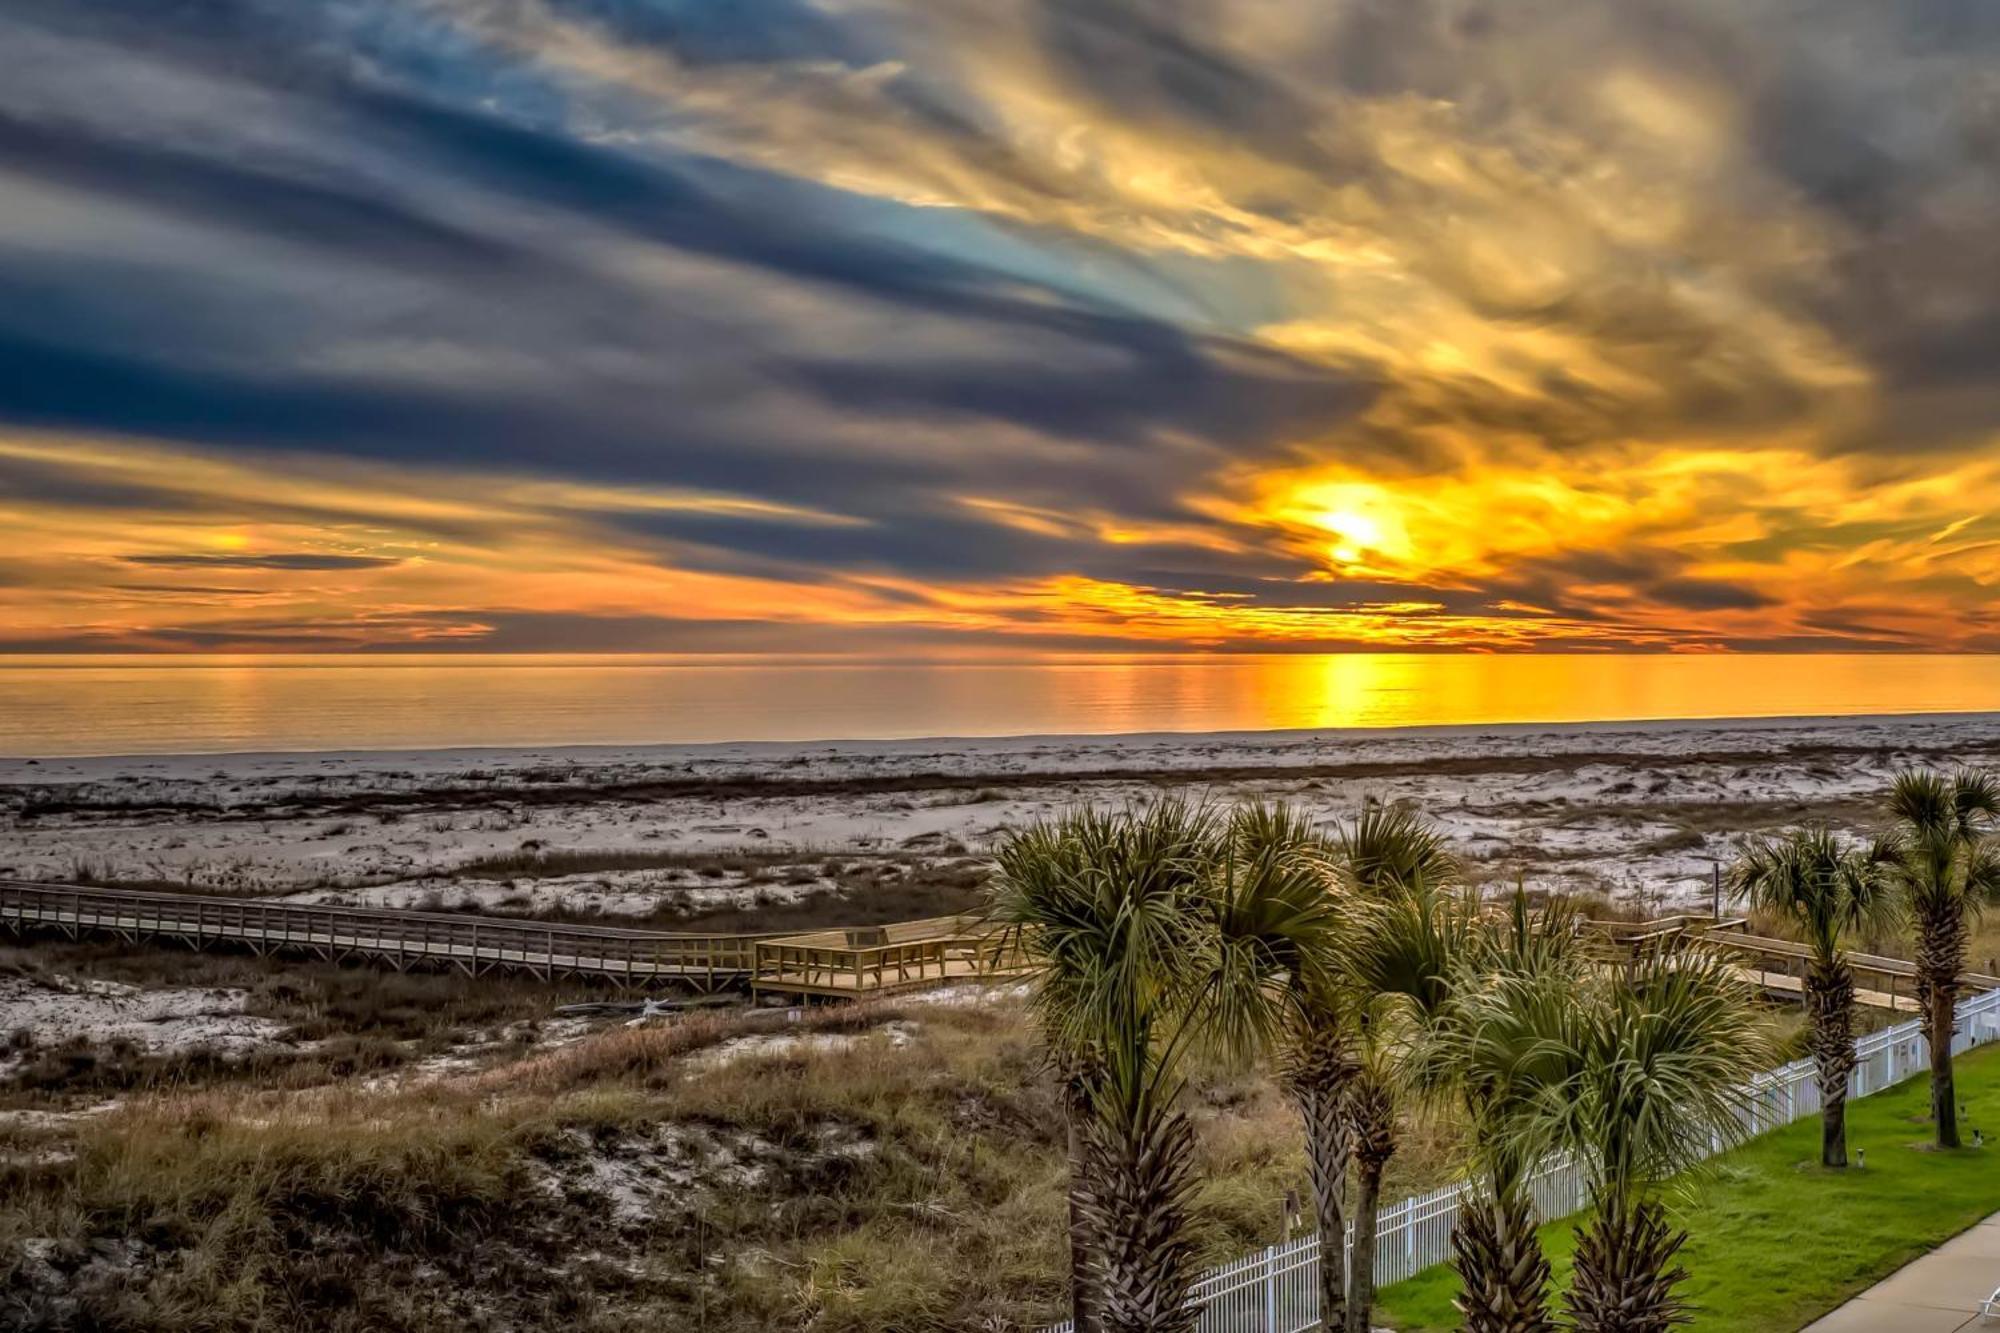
[1806,956,1857,1168]
[1056,1059,1106,1333]
[1284,1026,1356,1331]
[1563,1197,1690,1333]
[1345,1156,1383,1333]
[1930,996,1959,1149]
[1081,1095,1201,1333]
[1066,1106,1103,1333]
[1344,1076,1396,1333]
[1301,1092,1349,1332]
[1916,908,1967,1149]
[1452,1191,1555,1333]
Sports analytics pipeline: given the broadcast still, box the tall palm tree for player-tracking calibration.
[1422,892,1589,1333]
[1190,804,1354,1332]
[1330,800,1465,1333]
[1550,948,1772,1333]
[1875,769,2000,1148]
[1339,874,1474,1333]
[990,815,1108,1333]
[1729,827,1891,1166]
[990,800,1218,1333]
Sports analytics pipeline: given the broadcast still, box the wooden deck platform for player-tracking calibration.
[752,915,1030,1000]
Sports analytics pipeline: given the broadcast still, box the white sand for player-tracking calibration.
[4,714,1995,913]
[0,972,286,1069]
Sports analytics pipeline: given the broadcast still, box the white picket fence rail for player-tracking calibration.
[1046,986,2000,1333]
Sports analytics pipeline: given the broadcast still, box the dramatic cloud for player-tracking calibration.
[2,0,1999,653]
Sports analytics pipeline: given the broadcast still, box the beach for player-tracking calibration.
[9,713,1996,924]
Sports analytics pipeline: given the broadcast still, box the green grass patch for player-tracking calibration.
[1380,1041,2000,1332]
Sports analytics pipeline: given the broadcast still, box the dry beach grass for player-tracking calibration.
[0,948,1474,1332]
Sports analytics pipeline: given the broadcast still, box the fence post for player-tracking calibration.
[1264,1243,1278,1333]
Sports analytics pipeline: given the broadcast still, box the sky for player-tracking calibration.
[3,1,2000,655]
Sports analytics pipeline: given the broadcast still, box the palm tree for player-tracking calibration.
[1423,891,1589,1333]
[1875,769,2000,1148]
[1728,827,1891,1166]
[990,800,1218,1333]
[990,815,1108,1333]
[1551,948,1772,1333]
[1339,874,1474,1333]
[1330,800,1465,1333]
[1190,804,1354,1331]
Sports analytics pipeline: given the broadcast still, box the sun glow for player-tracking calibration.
[1289,484,1411,569]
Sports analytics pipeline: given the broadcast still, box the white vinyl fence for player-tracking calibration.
[1046,986,2000,1333]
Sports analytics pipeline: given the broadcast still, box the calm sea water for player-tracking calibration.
[2,653,1998,758]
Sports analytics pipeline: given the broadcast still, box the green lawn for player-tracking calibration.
[1379,1041,2000,1332]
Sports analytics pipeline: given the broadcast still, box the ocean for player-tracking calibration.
[3,652,1998,758]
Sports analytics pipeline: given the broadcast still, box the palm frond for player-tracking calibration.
[1965,840,2000,916]
[1567,947,1774,1203]
[1952,769,2000,829]
[1339,800,1459,897]
[1190,802,1352,1067]
[1879,768,2000,920]
[989,798,1215,1075]
[1425,958,1590,1198]
[1729,826,1893,961]
[1347,876,1478,1027]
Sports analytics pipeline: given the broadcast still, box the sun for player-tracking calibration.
[1317,507,1386,564]
[1277,481,1413,569]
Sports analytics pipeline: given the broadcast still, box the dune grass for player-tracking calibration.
[1,987,1477,1331]
[1379,1040,2000,1332]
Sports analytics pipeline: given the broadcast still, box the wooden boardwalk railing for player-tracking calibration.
[0,880,787,993]
[0,880,1025,999]
[1584,914,2000,1011]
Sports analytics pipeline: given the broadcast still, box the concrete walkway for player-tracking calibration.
[1802,1212,2000,1331]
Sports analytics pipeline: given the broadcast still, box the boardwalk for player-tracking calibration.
[3,881,1987,1010]
[0,880,1027,999]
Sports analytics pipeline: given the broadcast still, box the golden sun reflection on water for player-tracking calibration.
[1,653,1997,757]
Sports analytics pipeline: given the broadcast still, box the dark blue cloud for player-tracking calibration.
[540,0,897,71]
[0,112,532,277]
